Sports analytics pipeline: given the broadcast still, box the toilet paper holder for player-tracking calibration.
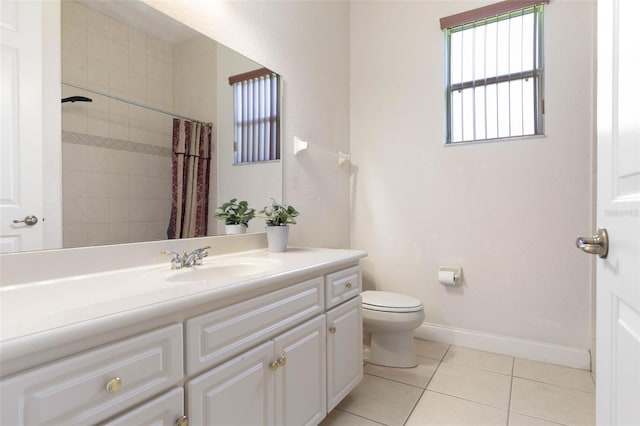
[438,266,462,285]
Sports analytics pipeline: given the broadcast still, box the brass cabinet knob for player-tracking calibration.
[278,356,287,367]
[329,326,337,334]
[175,416,189,426]
[346,282,352,289]
[270,356,287,370]
[106,377,122,393]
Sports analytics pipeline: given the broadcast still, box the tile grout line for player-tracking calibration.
[512,375,597,394]
[361,372,428,391]
[333,408,388,425]
[506,357,515,426]
[424,389,511,415]
[402,345,452,425]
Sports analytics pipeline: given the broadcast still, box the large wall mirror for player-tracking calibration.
[52,0,282,251]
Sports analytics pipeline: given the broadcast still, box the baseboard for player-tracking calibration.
[414,322,591,370]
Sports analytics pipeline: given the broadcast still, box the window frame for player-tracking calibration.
[229,68,281,164]
[443,1,547,145]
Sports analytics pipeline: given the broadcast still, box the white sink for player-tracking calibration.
[164,257,282,283]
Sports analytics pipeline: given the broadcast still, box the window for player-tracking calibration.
[441,0,547,144]
[229,68,280,163]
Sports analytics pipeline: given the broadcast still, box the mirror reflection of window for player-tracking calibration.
[229,69,281,164]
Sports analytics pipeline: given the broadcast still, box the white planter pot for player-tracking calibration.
[225,224,247,235]
[266,225,289,252]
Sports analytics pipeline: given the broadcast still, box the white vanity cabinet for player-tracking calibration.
[0,324,183,426]
[185,277,324,375]
[184,266,362,425]
[186,315,327,426]
[325,266,364,411]
[184,277,327,425]
[0,248,366,426]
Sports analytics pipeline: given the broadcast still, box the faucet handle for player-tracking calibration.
[193,246,211,266]
[161,250,183,269]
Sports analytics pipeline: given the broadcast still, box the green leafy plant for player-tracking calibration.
[260,199,299,226]
[214,198,255,227]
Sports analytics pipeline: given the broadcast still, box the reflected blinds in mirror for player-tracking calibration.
[229,68,280,163]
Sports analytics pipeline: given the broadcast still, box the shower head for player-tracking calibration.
[61,96,93,104]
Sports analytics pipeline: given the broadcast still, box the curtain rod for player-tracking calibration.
[61,81,211,125]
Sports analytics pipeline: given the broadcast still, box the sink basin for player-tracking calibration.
[164,257,281,283]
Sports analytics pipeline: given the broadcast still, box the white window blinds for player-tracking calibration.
[230,68,280,163]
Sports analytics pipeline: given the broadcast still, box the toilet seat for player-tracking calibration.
[362,291,423,313]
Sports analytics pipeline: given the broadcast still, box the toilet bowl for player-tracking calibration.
[362,291,425,368]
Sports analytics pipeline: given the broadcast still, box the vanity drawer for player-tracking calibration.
[186,277,324,375]
[100,387,184,426]
[0,324,183,426]
[325,266,362,309]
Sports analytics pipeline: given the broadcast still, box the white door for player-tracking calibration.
[0,0,44,253]
[593,0,640,424]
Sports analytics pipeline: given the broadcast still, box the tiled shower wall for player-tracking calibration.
[61,0,215,247]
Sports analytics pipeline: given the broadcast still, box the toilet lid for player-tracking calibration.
[362,291,424,313]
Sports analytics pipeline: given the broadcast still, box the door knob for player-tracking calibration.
[13,215,38,226]
[576,228,608,259]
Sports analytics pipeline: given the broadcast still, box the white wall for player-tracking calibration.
[215,45,281,235]
[142,0,596,360]
[142,0,352,248]
[350,0,595,353]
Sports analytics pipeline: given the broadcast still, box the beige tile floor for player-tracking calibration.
[320,340,595,426]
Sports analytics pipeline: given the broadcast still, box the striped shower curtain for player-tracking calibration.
[167,118,213,239]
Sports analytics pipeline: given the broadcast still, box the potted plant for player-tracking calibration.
[260,199,299,252]
[214,198,256,234]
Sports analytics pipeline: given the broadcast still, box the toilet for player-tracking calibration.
[362,291,425,368]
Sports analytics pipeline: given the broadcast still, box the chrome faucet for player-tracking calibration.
[184,246,210,267]
[161,246,211,269]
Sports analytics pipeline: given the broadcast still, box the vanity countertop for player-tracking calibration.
[0,247,366,368]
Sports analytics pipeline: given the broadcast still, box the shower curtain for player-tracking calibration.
[167,118,213,239]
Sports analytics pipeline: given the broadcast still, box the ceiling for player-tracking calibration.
[77,0,199,45]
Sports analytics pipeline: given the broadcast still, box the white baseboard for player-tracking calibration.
[414,322,591,370]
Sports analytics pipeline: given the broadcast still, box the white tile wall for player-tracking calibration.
[61,0,213,248]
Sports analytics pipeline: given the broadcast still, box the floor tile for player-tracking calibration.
[508,412,565,426]
[510,377,595,426]
[363,355,439,388]
[336,374,423,426]
[513,358,595,393]
[413,338,450,360]
[320,409,384,426]
[427,362,512,410]
[405,390,508,426]
[443,345,514,375]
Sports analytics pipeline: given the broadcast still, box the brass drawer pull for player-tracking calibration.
[106,377,122,393]
[270,360,280,371]
[346,282,353,289]
[175,416,189,426]
[329,326,337,334]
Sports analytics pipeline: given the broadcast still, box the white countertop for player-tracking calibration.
[0,247,366,367]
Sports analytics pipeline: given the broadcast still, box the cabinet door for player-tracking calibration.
[273,315,326,426]
[326,296,363,412]
[100,388,184,426]
[186,341,275,426]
